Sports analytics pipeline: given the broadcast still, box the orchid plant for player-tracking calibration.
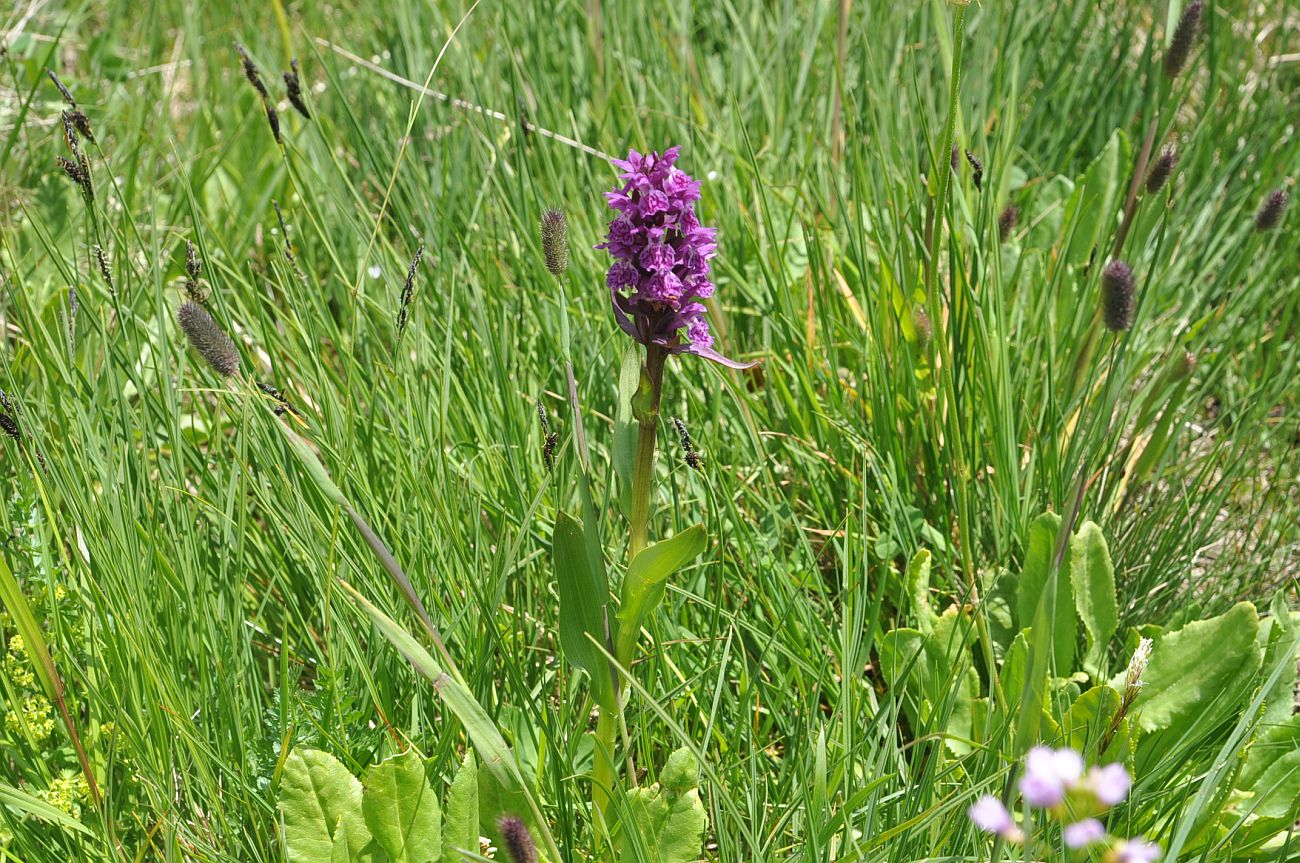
[546,145,753,847]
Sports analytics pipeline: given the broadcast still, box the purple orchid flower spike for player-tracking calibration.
[598,146,756,370]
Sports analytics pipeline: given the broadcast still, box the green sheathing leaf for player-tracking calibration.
[1133,602,1261,736]
[620,748,708,863]
[442,751,479,863]
[618,525,707,636]
[553,512,615,709]
[361,749,441,863]
[280,748,372,863]
[1070,522,1118,678]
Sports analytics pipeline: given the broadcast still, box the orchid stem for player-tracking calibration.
[593,343,666,845]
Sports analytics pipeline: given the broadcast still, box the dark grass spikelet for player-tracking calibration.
[57,155,84,187]
[540,208,569,277]
[273,201,307,281]
[0,413,21,442]
[60,111,81,157]
[496,816,537,863]
[1254,188,1288,232]
[536,398,558,471]
[265,104,282,146]
[184,240,208,304]
[177,301,241,377]
[68,110,95,144]
[46,69,76,107]
[93,244,114,294]
[235,43,269,99]
[1145,146,1178,194]
[965,150,984,191]
[77,152,94,202]
[236,43,281,144]
[283,58,311,119]
[1164,0,1204,79]
[949,145,959,172]
[67,287,79,348]
[998,204,1019,243]
[672,417,704,472]
[396,245,425,339]
[1101,260,1135,332]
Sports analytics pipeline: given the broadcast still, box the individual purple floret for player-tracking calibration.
[1019,746,1084,808]
[1086,763,1132,806]
[1064,818,1107,849]
[598,146,755,369]
[1113,838,1162,863]
[967,795,1024,843]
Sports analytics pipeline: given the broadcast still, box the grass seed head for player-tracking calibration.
[284,58,311,120]
[177,301,241,377]
[93,244,114,293]
[1254,187,1288,232]
[46,69,77,108]
[998,204,1019,243]
[1164,0,1204,79]
[1145,146,1178,194]
[235,43,269,99]
[496,816,537,863]
[540,208,569,277]
[965,150,984,191]
[0,413,20,442]
[1101,260,1135,332]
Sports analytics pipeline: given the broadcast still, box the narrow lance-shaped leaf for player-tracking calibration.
[552,512,616,710]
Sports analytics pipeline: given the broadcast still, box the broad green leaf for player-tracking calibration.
[618,525,707,636]
[1062,129,1126,266]
[1132,602,1261,736]
[442,751,479,863]
[1238,714,1300,820]
[878,629,934,708]
[280,748,371,863]
[984,568,1019,655]
[620,748,708,863]
[1063,685,1129,761]
[553,512,616,710]
[905,549,935,634]
[1070,522,1118,678]
[1016,513,1076,675]
[362,749,441,863]
[331,819,355,863]
[931,608,978,754]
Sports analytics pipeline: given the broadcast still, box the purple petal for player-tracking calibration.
[1063,819,1106,849]
[671,341,759,369]
[609,287,640,341]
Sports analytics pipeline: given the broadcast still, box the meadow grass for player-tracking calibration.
[0,0,1297,860]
